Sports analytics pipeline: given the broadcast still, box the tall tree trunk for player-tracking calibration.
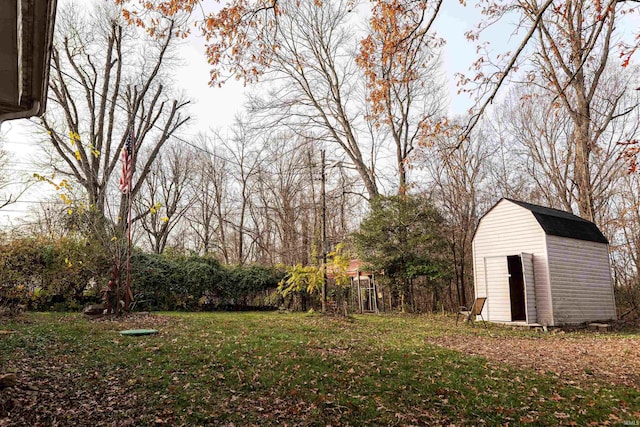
[573,87,595,221]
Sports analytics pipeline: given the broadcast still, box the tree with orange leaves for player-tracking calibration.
[356,0,446,195]
[116,0,295,86]
[116,0,450,197]
[116,0,640,208]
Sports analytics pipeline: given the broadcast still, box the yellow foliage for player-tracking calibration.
[69,131,78,145]
[59,179,72,190]
[149,201,163,214]
[88,143,100,158]
[278,264,323,297]
[327,242,351,288]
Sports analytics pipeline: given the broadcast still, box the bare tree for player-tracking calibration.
[0,142,29,210]
[357,0,445,194]
[40,2,189,236]
[248,0,379,200]
[422,125,491,308]
[25,200,70,239]
[492,90,575,212]
[220,117,263,265]
[135,143,194,254]
[253,135,314,265]
[187,139,231,260]
[482,123,531,202]
[464,1,640,221]
[609,172,640,317]
[528,2,632,220]
[325,161,363,247]
[490,62,639,223]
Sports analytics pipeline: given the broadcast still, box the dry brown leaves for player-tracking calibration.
[426,330,640,390]
[0,313,174,426]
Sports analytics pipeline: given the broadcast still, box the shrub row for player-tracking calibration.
[130,252,284,311]
[0,236,284,313]
[0,236,110,312]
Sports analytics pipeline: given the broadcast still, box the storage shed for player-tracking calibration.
[472,198,616,326]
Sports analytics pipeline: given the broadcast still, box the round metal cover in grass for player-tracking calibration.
[119,329,158,336]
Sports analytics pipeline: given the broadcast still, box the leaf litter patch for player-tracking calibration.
[426,333,640,389]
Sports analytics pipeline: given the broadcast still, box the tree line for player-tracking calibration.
[1,0,639,317]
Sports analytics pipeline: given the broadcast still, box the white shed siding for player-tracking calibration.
[484,257,511,321]
[546,235,616,324]
[473,200,553,325]
[521,253,537,324]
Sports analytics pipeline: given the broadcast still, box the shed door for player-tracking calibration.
[520,253,537,324]
[484,256,511,322]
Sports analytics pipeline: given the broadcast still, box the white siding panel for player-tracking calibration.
[473,200,553,325]
[484,257,511,321]
[546,236,616,324]
[521,253,537,324]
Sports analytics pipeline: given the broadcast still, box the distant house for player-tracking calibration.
[472,198,616,326]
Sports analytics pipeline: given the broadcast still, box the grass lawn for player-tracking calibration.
[1,312,639,426]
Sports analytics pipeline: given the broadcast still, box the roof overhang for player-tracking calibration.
[327,259,378,279]
[0,0,57,125]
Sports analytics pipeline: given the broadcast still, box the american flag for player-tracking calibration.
[118,131,134,193]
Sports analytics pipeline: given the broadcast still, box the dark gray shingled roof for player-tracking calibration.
[505,199,608,244]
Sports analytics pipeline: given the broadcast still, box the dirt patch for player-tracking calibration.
[426,333,640,389]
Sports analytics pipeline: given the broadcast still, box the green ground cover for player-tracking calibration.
[1,312,638,426]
